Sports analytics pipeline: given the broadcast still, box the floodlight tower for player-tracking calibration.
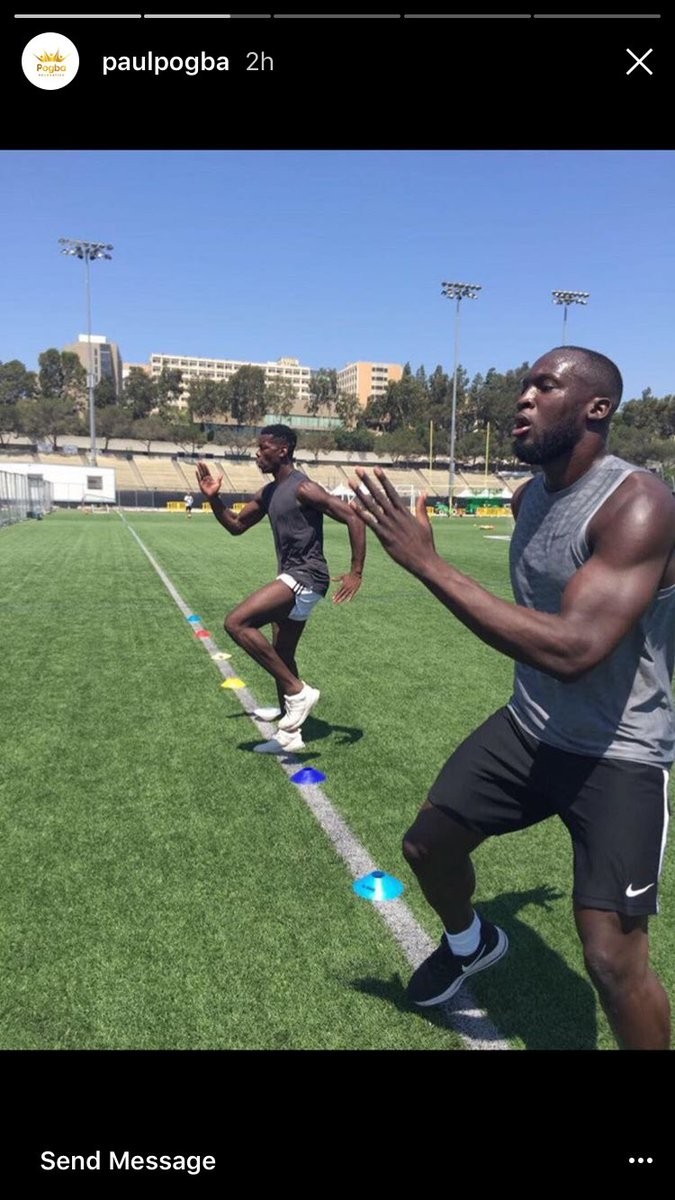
[441,280,482,512]
[59,237,114,465]
[552,289,590,345]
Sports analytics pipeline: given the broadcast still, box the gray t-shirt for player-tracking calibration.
[508,455,675,766]
[260,468,330,595]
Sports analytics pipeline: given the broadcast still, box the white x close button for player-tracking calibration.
[626,48,653,76]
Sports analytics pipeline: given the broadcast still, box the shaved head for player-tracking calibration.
[513,346,625,466]
[547,346,623,413]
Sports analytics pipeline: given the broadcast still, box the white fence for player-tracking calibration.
[0,469,54,527]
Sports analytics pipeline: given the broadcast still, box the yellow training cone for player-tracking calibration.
[211,652,232,661]
[221,678,245,689]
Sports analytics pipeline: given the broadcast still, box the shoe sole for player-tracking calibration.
[277,688,321,732]
[253,739,305,754]
[411,928,509,1008]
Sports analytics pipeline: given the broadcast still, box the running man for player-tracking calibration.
[196,425,366,754]
[350,346,675,1050]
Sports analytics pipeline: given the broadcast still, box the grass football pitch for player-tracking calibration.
[1,508,673,1051]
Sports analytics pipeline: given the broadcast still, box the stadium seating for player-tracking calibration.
[101,455,145,489]
[301,464,352,490]
[133,458,187,490]
[223,463,265,495]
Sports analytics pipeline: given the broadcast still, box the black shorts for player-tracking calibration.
[428,707,671,917]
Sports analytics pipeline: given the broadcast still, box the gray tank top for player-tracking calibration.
[260,468,330,595]
[508,454,675,766]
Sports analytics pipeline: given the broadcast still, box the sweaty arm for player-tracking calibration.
[195,461,266,536]
[350,467,675,681]
[296,479,366,603]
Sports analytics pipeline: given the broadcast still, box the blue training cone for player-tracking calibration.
[353,870,405,902]
[290,767,326,785]
[187,615,201,623]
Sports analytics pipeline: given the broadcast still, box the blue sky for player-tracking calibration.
[1,149,673,403]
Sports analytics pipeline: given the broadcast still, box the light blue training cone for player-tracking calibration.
[187,615,201,623]
[353,870,405,902]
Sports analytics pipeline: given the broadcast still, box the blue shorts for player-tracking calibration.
[277,573,325,622]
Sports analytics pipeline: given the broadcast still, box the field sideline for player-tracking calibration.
[1,509,673,1053]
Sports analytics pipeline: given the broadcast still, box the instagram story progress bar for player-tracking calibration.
[13,11,664,16]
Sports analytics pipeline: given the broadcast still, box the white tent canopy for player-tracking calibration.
[330,484,356,500]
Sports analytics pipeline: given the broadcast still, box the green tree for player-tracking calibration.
[617,390,675,440]
[265,378,296,420]
[0,359,37,405]
[334,391,362,429]
[299,430,336,463]
[155,367,184,419]
[427,365,452,421]
[16,396,80,450]
[38,349,87,414]
[0,404,16,446]
[187,378,229,422]
[378,427,425,463]
[123,368,157,421]
[133,415,174,453]
[464,362,529,464]
[168,415,207,456]
[96,406,133,451]
[333,427,375,453]
[220,427,255,458]
[226,365,267,426]
[94,375,119,409]
[0,360,37,445]
[308,368,339,416]
[366,364,426,432]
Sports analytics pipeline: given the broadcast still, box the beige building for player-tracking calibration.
[146,351,344,430]
[149,352,312,407]
[122,362,152,379]
[336,361,403,408]
[120,352,403,431]
[64,335,124,397]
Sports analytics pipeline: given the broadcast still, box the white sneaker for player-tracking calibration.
[253,730,305,755]
[252,706,283,721]
[277,683,321,732]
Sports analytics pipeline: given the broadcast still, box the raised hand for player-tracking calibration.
[347,467,437,576]
[195,460,224,498]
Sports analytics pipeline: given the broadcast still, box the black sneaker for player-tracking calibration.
[407,921,509,1007]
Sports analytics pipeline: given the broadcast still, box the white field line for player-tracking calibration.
[120,512,511,1050]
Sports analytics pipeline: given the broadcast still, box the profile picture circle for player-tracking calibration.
[22,32,79,90]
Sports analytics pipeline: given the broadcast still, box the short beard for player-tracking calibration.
[513,417,580,466]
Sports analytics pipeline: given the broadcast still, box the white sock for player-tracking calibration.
[445,911,481,957]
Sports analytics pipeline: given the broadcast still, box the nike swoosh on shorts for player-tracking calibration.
[625,882,656,897]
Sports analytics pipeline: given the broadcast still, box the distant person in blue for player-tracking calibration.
[350,346,675,1050]
[196,425,366,755]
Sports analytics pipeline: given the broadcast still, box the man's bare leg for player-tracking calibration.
[575,908,671,1050]
[224,580,305,697]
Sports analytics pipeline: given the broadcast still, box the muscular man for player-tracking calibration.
[350,346,674,1050]
[197,424,366,754]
